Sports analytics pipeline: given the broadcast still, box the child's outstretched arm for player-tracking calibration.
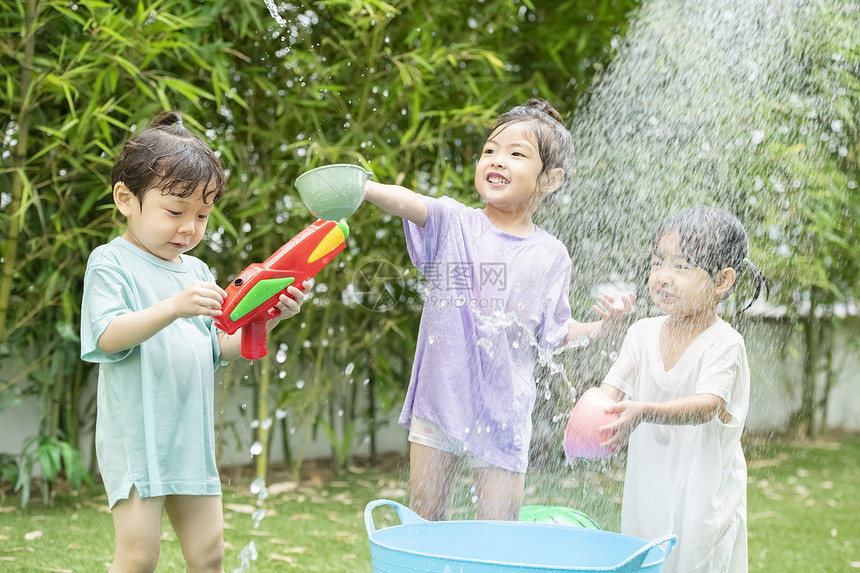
[364,180,429,227]
[563,292,636,345]
[598,391,727,448]
[97,281,229,355]
[217,281,310,362]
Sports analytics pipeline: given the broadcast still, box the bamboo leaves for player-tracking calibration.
[0,0,643,496]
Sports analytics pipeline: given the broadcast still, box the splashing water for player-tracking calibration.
[546,0,856,285]
[251,508,266,529]
[232,477,270,572]
[433,298,589,518]
[523,0,858,530]
[263,0,287,27]
[232,540,258,573]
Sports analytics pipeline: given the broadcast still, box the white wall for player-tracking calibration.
[744,320,860,432]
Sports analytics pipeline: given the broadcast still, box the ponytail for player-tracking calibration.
[736,257,771,312]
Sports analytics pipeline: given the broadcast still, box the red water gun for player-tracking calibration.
[214,219,349,359]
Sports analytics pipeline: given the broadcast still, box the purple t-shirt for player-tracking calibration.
[399,196,576,472]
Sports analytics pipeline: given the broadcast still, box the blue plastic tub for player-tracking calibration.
[365,500,676,573]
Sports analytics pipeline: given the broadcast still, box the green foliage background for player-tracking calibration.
[0,0,639,497]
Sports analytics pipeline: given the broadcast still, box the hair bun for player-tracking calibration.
[150,110,184,128]
[524,98,563,123]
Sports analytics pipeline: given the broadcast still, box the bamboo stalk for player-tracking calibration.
[215,362,235,462]
[0,0,39,341]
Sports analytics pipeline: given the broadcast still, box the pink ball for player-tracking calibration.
[563,388,619,460]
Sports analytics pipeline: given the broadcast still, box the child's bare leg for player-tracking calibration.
[165,495,225,573]
[474,466,524,521]
[409,442,458,521]
[109,487,165,573]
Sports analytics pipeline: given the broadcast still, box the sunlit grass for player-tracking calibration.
[0,457,410,572]
[1,436,858,572]
[746,434,860,572]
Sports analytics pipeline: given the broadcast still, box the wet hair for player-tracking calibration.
[111,110,225,204]
[488,98,576,185]
[652,206,770,311]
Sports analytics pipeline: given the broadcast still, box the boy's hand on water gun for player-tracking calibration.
[598,399,646,448]
[267,280,312,328]
[172,281,228,319]
[593,292,636,332]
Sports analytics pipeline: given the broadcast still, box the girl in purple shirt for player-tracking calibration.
[364,99,634,521]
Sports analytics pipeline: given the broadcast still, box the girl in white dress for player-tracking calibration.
[597,206,769,573]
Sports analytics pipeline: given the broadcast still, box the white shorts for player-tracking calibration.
[408,415,491,468]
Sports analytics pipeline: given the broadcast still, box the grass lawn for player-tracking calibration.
[745,434,860,571]
[1,435,858,572]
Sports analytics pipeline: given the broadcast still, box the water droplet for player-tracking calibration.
[275,408,287,419]
[252,508,266,528]
[263,0,287,27]
[344,362,355,375]
[249,441,263,456]
[296,380,305,389]
[250,477,265,495]
[236,540,258,568]
[261,418,272,430]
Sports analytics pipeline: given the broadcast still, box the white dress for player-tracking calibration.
[603,316,749,573]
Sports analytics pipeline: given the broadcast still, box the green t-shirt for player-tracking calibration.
[81,237,223,508]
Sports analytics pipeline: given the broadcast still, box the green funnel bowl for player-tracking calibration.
[295,164,373,220]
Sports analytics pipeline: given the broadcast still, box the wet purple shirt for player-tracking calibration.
[399,196,576,472]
